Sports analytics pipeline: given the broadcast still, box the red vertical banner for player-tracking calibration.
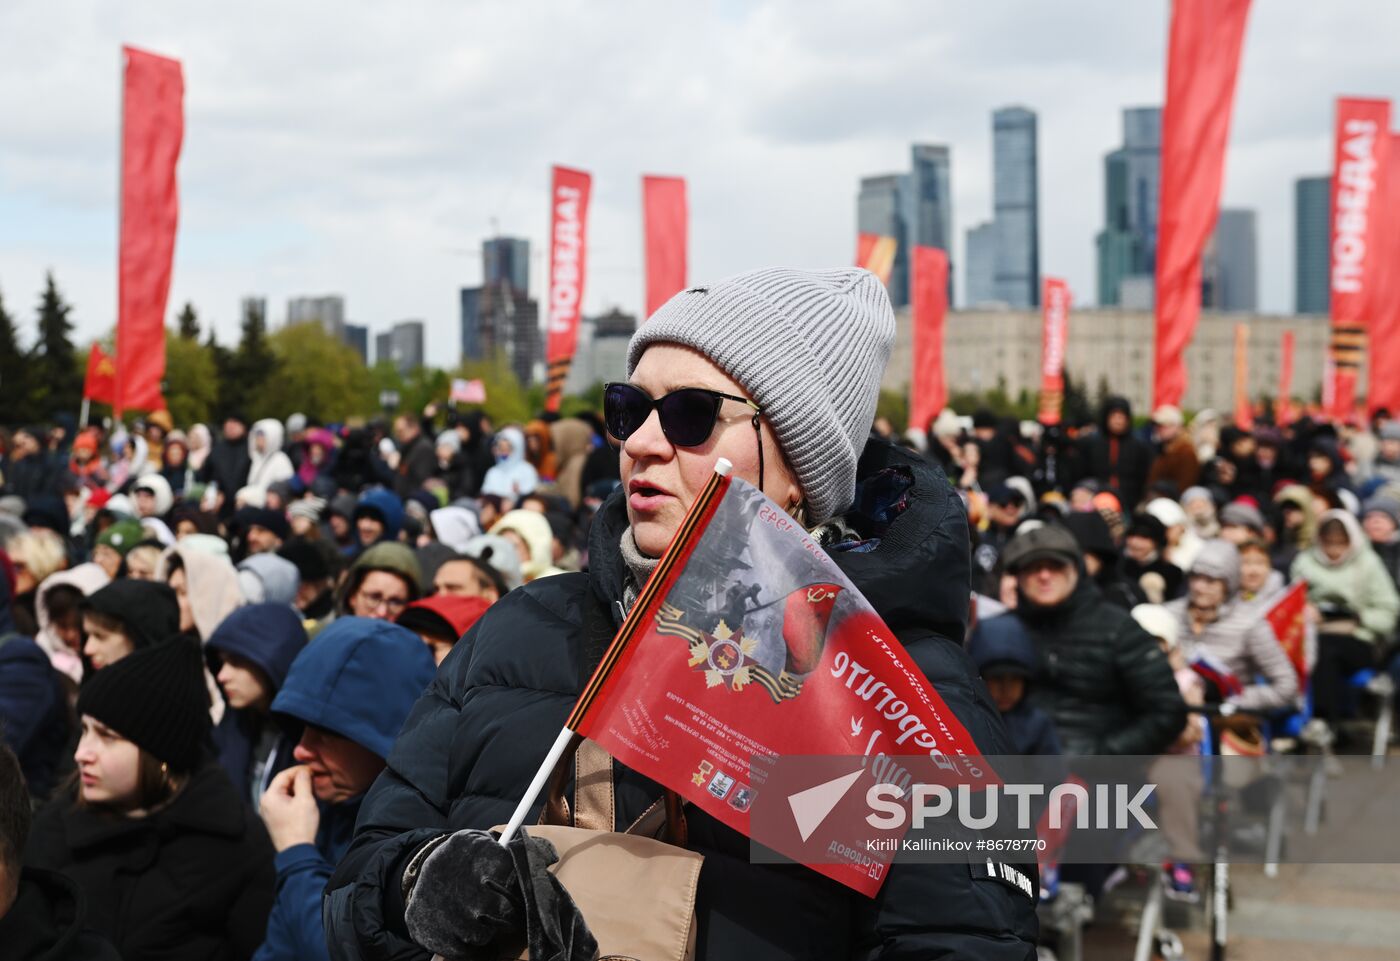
[1365,132,1400,416]
[1277,330,1295,425]
[1152,0,1253,410]
[855,233,898,287]
[1327,98,1392,419]
[83,343,117,405]
[908,246,949,431]
[117,46,182,417]
[544,165,592,413]
[1037,278,1071,425]
[1232,323,1253,428]
[643,175,687,317]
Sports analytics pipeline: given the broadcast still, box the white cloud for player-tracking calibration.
[2,0,1400,368]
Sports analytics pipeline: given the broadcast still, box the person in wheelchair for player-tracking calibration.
[1291,510,1400,722]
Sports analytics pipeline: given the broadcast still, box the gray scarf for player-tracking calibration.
[619,529,660,612]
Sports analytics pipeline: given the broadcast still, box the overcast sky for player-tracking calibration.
[3,0,1400,365]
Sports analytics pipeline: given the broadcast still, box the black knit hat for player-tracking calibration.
[80,580,181,650]
[236,506,290,541]
[76,639,210,771]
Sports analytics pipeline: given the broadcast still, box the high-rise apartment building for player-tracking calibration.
[483,237,530,295]
[991,107,1039,307]
[375,320,425,376]
[857,174,910,307]
[1096,107,1161,306]
[965,221,997,306]
[1202,208,1258,312]
[287,295,346,337]
[1295,176,1331,315]
[909,144,954,304]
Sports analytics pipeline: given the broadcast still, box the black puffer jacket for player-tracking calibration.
[1014,575,1186,756]
[325,439,1037,960]
[25,763,276,961]
[1081,395,1154,511]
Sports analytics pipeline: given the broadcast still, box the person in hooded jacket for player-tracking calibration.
[350,487,404,557]
[253,617,435,961]
[238,552,302,606]
[1081,396,1154,512]
[478,426,539,502]
[1291,509,1400,720]
[489,508,566,582]
[79,579,181,671]
[199,415,254,518]
[158,542,245,643]
[34,560,110,688]
[1,743,122,960]
[292,428,339,496]
[25,639,276,961]
[208,604,308,805]
[324,268,1038,961]
[248,419,295,494]
[0,551,71,802]
[1060,510,1144,610]
[968,614,1062,757]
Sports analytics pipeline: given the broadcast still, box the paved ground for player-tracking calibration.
[1077,739,1400,960]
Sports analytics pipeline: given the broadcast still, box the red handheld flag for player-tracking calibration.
[1038,279,1071,425]
[1152,0,1253,410]
[1326,98,1391,419]
[83,343,117,405]
[117,46,183,417]
[1264,581,1309,690]
[567,470,987,897]
[1232,323,1253,429]
[643,175,687,318]
[908,246,949,431]
[544,166,592,413]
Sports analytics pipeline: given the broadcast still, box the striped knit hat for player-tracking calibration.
[628,267,895,523]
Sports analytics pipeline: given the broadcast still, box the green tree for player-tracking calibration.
[875,389,910,432]
[257,322,372,422]
[30,272,82,419]
[0,284,33,423]
[205,328,236,420]
[224,300,277,417]
[1061,367,1094,427]
[164,328,219,426]
[365,360,407,415]
[559,381,606,419]
[176,302,200,340]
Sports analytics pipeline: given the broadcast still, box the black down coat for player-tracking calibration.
[1014,575,1186,756]
[25,763,276,961]
[325,439,1038,960]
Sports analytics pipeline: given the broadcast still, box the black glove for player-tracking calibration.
[403,828,596,961]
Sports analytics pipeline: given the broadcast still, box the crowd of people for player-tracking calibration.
[0,266,1396,959]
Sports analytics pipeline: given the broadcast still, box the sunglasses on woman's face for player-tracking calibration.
[603,382,760,448]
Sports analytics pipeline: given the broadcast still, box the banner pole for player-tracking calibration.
[79,397,90,429]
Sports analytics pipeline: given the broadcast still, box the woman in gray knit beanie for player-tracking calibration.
[618,266,895,558]
[326,267,1038,961]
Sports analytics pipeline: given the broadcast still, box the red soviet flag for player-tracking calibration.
[567,470,988,897]
[1038,278,1071,425]
[1265,581,1309,689]
[643,175,687,317]
[1327,98,1391,419]
[83,343,117,405]
[117,45,182,417]
[544,165,592,413]
[1152,0,1253,409]
[1365,132,1400,416]
[908,246,949,431]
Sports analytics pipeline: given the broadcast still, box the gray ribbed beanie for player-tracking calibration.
[627,267,895,524]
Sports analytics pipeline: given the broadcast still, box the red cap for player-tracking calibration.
[398,594,491,640]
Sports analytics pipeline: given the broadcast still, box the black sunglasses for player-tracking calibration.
[604,382,766,486]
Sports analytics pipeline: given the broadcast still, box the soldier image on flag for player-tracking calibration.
[327,267,1038,961]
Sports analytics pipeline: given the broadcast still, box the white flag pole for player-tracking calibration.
[496,458,734,847]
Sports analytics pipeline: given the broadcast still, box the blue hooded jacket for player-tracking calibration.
[207,604,308,804]
[346,488,403,559]
[0,557,68,799]
[253,617,434,961]
[968,614,1062,758]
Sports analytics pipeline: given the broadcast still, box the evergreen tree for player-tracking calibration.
[205,327,237,421]
[0,285,33,423]
[223,300,277,418]
[176,302,200,340]
[29,272,82,419]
